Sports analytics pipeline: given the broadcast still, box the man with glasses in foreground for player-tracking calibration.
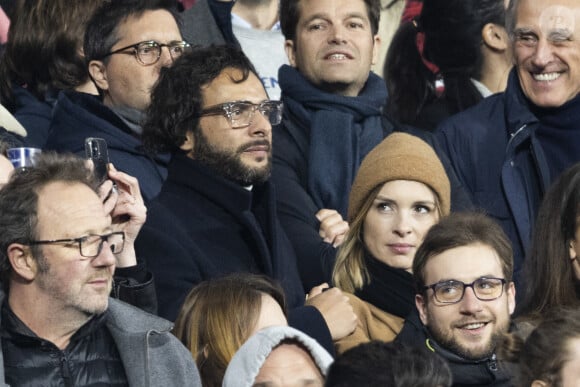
[0,152,200,386]
[399,212,516,386]
[137,45,358,354]
[46,0,190,201]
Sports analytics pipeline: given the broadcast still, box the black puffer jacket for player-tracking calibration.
[1,304,128,387]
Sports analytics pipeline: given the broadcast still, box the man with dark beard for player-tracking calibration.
[398,213,517,386]
[136,46,358,354]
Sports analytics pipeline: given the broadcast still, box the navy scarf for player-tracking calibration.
[279,65,387,217]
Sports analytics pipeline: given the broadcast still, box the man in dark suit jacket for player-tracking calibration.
[136,45,358,353]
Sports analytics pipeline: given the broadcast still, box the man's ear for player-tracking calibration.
[88,60,110,92]
[179,130,195,154]
[507,281,516,315]
[482,23,508,52]
[569,239,577,260]
[531,380,548,387]
[285,40,297,67]
[416,294,429,326]
[7,243,39,281]
[371,34,381,65]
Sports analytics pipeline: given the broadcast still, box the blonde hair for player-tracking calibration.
[333,183,442,293]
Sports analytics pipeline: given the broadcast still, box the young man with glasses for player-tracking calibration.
[0,152,201,386]
[137,45,358,354]
[399,212,517,386]
[45,0,189,202]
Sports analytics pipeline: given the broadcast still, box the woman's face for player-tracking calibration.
[568,221,580,281]
[534,337,580,387]
[362,180,439,272]
[251,294,287,336]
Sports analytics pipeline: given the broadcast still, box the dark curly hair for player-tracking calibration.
[142,45,259,154]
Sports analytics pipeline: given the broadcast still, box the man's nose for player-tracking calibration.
[531,39,555,68]
[92,241,116,268]
[459,286,484,314]
[159,46,174,66]
[328,24,347,44]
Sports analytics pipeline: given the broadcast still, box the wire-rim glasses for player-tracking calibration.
[28,231,125,259]
[423,277,507,304]
[199,100,283,129]
[100,40,192,65]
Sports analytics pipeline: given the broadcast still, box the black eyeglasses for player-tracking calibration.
[199,101,283,129]
[101,40,191,65]
[423,277,507,304]
[28,231,125,259]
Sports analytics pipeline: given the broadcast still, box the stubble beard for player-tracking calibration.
[35,254,110,317]
[193,129,272,186]
[426,309,510,361]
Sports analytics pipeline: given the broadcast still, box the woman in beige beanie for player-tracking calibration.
[332,132,450,353]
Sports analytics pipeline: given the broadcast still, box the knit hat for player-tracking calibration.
[348,132,450,221]
[222,326,333,387]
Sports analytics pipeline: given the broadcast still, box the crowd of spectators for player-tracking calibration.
[1,0,580,386]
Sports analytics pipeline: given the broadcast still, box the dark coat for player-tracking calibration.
[45,90,169,202]
[135,154,333,352]
[0,294,201,387]
[436,69,550,286]
[396,311,516,387]
[273,107,473,291]
[9,84,55,148]
[180,0,238,47]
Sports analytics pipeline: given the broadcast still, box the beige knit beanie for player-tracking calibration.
[348,132,451,221]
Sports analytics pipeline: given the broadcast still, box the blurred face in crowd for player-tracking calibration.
[512,0,580,107]
[254,343,324,387]
[0,154,14,187]
[416,243,516,360]
[285,0,380,97]
[363,180,439,273]
[181,68,272,186]
[252,294,288,335]
[567,219,580,280]
[89,9,183,112]
[557,338,580,387]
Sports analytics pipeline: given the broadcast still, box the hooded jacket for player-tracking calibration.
[222,326,333,387]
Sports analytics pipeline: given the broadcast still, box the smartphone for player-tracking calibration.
[85,137,109,184]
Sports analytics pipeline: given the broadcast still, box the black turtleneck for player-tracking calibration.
[532,93,580,182]
[354,252,415,319]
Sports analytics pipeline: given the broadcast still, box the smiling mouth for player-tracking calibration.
[328,53,347,60]
[460,322,487,330]
[532,72,562,82]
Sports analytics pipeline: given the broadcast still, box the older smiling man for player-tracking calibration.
[436,0,580,294]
